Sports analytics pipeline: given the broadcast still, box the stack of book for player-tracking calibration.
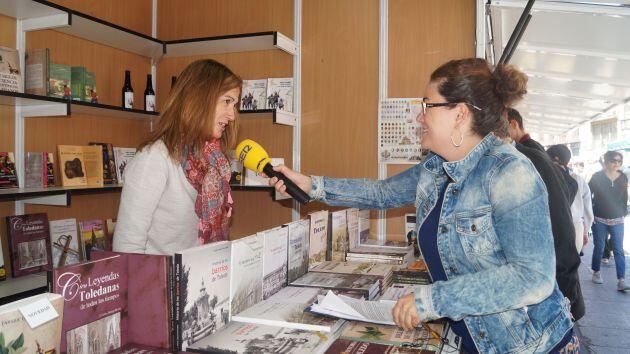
[309,260,394,295]
[290,272,381,301]
[391,260,432,285]
[346,245,414,266]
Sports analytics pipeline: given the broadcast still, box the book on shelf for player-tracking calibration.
[0,292,64,354]
[308,210,329,269]
[113,147,137,183]
[0,237,5,280]
[105,218,117,252]
[173,241,231,351]
[378,283,415,302]
[261,226,288,300]
[0,152,18,189]
[240,79,267,110]
[232,286,346,333]
[108,343,184,354]
[89,142,119,185]
[58,145,104,187]
[346,208,359,251]
[286,219,310,284]
[290,272,380,301]
[79,219,107,260]
[324,338,436,354]
[230,233,264,316]
[391,260,431,285]
[186,321,335,354]
[24,152,55,188]
[48,254,127,353]
[266,77,293,112]
[25,48,50,96]
[340,321,444,352]
[358,210,371,245]
[5,213,53,277]
[405,213,420,257]
[49,218,83,267]
[49,63,71,99]
[329,210,349,261]
[346,246,414,267]
[71,66,97,102]
[91,250,172,349]
[359,238,411,250]
[0,46,21,92]
[228,150,243,185]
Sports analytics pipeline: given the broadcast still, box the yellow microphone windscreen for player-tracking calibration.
[235,139,272,173]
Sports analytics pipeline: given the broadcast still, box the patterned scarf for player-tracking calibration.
[182,140,233,245]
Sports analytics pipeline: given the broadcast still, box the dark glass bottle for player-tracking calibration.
[122,70,134,109]
[144,74,156,111]
[171,76,177,89]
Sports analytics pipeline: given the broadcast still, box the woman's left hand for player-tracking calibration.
[392,293,421,330]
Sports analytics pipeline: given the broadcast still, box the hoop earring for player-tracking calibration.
[450,129,463,147]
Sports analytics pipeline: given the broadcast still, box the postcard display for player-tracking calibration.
[378,98,423,164]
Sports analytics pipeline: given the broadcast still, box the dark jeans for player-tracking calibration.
[591,221,626,279]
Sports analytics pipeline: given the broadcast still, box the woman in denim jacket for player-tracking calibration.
[270,58,576,353]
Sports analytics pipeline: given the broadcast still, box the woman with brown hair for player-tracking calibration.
[269,58,577,353]
[114,59,241,255]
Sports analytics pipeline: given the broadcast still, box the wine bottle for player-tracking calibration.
[171,75,177,89]
[122,70,134,109]
[144,74,156,111]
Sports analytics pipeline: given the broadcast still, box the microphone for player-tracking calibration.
[235,139,310,204]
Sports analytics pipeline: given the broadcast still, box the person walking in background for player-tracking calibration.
[506,107,545,151]
[589,150,630,291]
[547,144,594,254]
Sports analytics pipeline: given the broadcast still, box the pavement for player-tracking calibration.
[574,220,630,354]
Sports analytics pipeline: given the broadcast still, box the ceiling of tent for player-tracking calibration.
[489,0,630,136]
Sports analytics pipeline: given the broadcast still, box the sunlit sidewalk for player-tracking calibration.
[574,228,630,354]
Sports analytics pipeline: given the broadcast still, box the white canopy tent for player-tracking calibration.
[488,0,630,141]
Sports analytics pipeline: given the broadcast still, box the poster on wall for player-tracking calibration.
[378,98,423,164]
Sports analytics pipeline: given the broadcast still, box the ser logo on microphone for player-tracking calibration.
[238,145,251,162]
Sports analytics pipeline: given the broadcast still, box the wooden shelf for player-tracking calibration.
[0,91,159,119]
[239,109,297,126]
[0,272,47,299]
[163,31,298,57]
[0,184,123,205]
[70,101,159,119]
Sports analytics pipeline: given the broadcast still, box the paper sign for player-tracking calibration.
[18,297,59,328]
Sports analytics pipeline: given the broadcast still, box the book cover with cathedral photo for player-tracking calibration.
[230,234,264,316]
[5,213,53,277]
[329,210,349,261]
[261,226,288,300]
[186,321,334,354]
[48,254,129,353]
[308,210,329,269]
[79,219,107,259]
[174,241,231,351]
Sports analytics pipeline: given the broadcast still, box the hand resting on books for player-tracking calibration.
[392,293,421,330]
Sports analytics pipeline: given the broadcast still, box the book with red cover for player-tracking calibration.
[5,213,53,277]
[92,250,172,349]
[48,254,129,353]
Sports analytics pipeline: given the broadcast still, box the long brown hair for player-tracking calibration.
[140,59,242,160]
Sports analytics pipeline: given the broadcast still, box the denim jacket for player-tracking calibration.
[310,134,573,353]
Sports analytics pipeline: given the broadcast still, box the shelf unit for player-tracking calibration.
[0,0,299,207]
[1,0,301,301]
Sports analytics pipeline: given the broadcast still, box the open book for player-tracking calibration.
[308,290,395,326]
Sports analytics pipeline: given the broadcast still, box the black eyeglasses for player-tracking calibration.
[420,99,482,115]
[609,159,623,164]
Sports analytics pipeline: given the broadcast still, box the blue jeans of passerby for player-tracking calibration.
[591,221,626,279]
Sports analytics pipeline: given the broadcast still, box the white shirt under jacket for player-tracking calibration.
[571,171,594,231]
[113,140,199,255]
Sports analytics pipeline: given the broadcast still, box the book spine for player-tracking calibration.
[167,255,174,351]
[173,254,182,350]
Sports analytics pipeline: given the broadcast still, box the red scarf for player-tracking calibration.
[182,140,232,244]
